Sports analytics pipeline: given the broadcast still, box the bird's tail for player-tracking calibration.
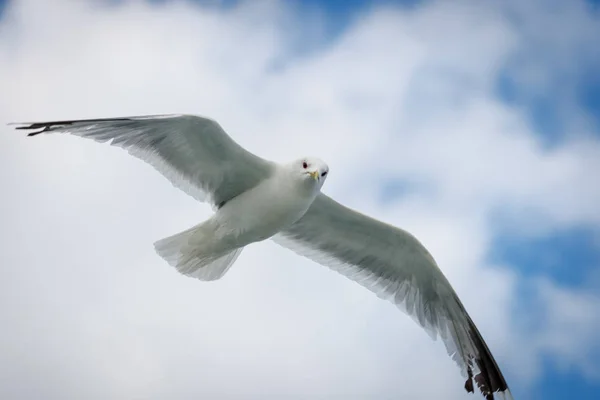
[154,222,243,281]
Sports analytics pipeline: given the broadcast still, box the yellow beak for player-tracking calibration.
[309,170,319,180]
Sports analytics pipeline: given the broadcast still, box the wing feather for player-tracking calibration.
[273,193,512,400]
[12,114,274,207]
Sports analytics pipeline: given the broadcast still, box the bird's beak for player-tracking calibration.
[309,170,319,181]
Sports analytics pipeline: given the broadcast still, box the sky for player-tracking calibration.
[0,0,599,399]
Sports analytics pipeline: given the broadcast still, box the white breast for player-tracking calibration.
[213,167,318,246]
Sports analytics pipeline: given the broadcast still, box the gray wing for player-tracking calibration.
[12,114,275,207]
[273,193,512,400]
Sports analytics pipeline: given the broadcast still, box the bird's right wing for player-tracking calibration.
[273,193,512,400]
[12,114,275,207]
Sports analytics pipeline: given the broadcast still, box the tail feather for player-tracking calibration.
[154,223,242,281]
[186,248,243,281]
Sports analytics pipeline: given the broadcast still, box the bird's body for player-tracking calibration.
[155,158,327,280]
[12,114,512,400]
[215,160,323,244]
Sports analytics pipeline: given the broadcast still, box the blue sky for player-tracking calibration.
[0,0,599,399]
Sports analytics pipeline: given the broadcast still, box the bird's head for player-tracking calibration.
[288,157,329,191]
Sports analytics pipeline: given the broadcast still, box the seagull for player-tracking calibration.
[12,114,512,399]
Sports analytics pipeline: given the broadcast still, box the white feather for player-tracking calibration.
[154,222,243,281]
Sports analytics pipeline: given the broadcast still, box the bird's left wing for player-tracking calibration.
[272,193,512,400]
[12,114,275,208]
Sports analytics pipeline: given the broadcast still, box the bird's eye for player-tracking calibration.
[321,171,328,177]
[302,162,308,169]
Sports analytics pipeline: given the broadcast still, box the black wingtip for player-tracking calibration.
[11,122,60,136]
[464,315,511,400]
[465,367,474,393]
[10,117,137,137]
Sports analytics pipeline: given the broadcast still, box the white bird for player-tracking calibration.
[13,114,512,400]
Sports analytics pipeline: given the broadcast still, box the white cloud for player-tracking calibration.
[0,0,599,399]
[528,278,600,380]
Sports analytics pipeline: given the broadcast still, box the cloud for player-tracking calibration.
[533,278,600,379]
[0,0,599,399]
